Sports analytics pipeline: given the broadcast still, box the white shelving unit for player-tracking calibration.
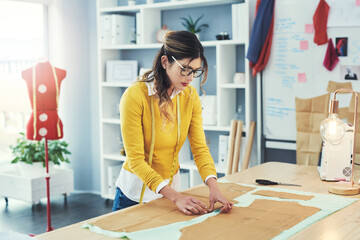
[96,0,256,199]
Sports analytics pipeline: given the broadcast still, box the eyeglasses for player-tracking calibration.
[171,56,204,78]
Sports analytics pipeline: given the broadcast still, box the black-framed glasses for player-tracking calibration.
[171,56,204,78]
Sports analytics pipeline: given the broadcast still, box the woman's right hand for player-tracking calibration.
[160,185,208,215]
[174,194,208,215]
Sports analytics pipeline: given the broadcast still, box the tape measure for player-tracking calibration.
[139,94,180,203]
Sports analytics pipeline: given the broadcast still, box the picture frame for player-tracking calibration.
[106,60,138,83]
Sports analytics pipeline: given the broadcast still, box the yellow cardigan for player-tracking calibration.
[120,82,217,193]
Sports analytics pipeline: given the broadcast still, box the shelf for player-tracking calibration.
[180,160,226,174]
[101,40,245,50]
[219,83,246,89]
[203,125,230,132]
[100,0,241,13]
[101,82,132,87]
[103,154,126,161]
[102,118,120,124]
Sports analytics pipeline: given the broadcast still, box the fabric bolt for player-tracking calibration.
[323,38,339,71]
[118,82,217,198]
[313,0,330,45]
[246,0,276,76]
[22,62,66,140]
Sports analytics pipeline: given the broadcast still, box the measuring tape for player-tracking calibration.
[139,94,180,203]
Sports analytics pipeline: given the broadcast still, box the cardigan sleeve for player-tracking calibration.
[187,89,217,182]
[120,87,165,193]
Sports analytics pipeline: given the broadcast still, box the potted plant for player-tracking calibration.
[10,132,71,177]
[180,14,209,39]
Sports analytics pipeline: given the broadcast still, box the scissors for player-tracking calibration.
[256,179,302,187]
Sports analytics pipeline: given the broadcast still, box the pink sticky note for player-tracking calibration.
[300,40,308,50]
[298,73,307,83]
[357,0,360,6]
[305,24,314,33]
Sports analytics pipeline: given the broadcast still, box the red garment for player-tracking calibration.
[22,62,66,141]
[313,0,330,45]
[323,38,339,71]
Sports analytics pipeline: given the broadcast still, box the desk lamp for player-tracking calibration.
[320,89,360,195]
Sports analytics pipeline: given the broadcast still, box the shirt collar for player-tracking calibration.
[145,81,183,99]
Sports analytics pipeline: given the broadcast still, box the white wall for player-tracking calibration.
[48,0,100,193]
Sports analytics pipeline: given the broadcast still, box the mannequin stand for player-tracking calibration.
[45,139,54,232]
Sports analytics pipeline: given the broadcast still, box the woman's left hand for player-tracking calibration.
[206,178,233,213]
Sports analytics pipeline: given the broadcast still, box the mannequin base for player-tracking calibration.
[328,182,360,195]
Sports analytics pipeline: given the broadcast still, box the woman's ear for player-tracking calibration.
[161,55,168,70]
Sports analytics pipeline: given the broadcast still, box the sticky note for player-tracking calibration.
[298,73,307,83]
[305,24,314,33]
[300,40,308,50]
[357,0,360,6]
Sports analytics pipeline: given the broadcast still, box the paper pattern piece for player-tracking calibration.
[179,199,320,240]
[252,190,314,201]
[82,183,357,240]
[90,183,253,233]
[300,40,309,50]
[304,24,314,33]
[295,93,330,165]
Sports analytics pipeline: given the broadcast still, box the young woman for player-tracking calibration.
[113,31,233,215]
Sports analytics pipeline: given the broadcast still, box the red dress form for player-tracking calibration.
[22,62,66,141]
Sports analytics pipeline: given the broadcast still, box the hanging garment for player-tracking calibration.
[22,62,66,140]
[246,0,276,76]
[313,0,330,45]
[323,38,339,71]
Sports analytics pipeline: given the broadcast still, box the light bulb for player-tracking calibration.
[320,113,347,144]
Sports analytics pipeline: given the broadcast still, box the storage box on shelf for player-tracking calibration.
[96,0,256,198]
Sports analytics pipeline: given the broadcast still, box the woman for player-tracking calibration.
[113,31,233,215]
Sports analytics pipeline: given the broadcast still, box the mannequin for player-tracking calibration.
[21,60,66,232]
[21,61,66,141]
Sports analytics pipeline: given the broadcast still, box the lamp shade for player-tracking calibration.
[320,113,347,144]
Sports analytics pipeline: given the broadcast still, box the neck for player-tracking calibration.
[167,86,175,97]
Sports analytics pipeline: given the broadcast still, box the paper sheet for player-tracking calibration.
[82,183,357,240]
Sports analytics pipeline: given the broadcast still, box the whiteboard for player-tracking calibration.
[262,0,360,141]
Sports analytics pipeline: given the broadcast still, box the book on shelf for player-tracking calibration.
[99,14,136,46]
[99,15,111,46]
[218,134,229,171]
[110,14,136,45]
[136,12,143,45]
[201,95,217,126]
[107,164,123,196]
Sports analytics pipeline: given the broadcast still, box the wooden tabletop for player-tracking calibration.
[36,162,360,240]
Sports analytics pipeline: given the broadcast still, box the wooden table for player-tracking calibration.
[36,162,360,240]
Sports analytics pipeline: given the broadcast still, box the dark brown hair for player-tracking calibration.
[139,31,208,123]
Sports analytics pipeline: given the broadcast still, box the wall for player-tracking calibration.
[48,0,100,192]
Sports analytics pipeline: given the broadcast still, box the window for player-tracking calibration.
[0,1,47,163]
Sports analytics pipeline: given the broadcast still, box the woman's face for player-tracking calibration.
[162,56,202,92]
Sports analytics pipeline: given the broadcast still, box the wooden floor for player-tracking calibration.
[0,193,114,235]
